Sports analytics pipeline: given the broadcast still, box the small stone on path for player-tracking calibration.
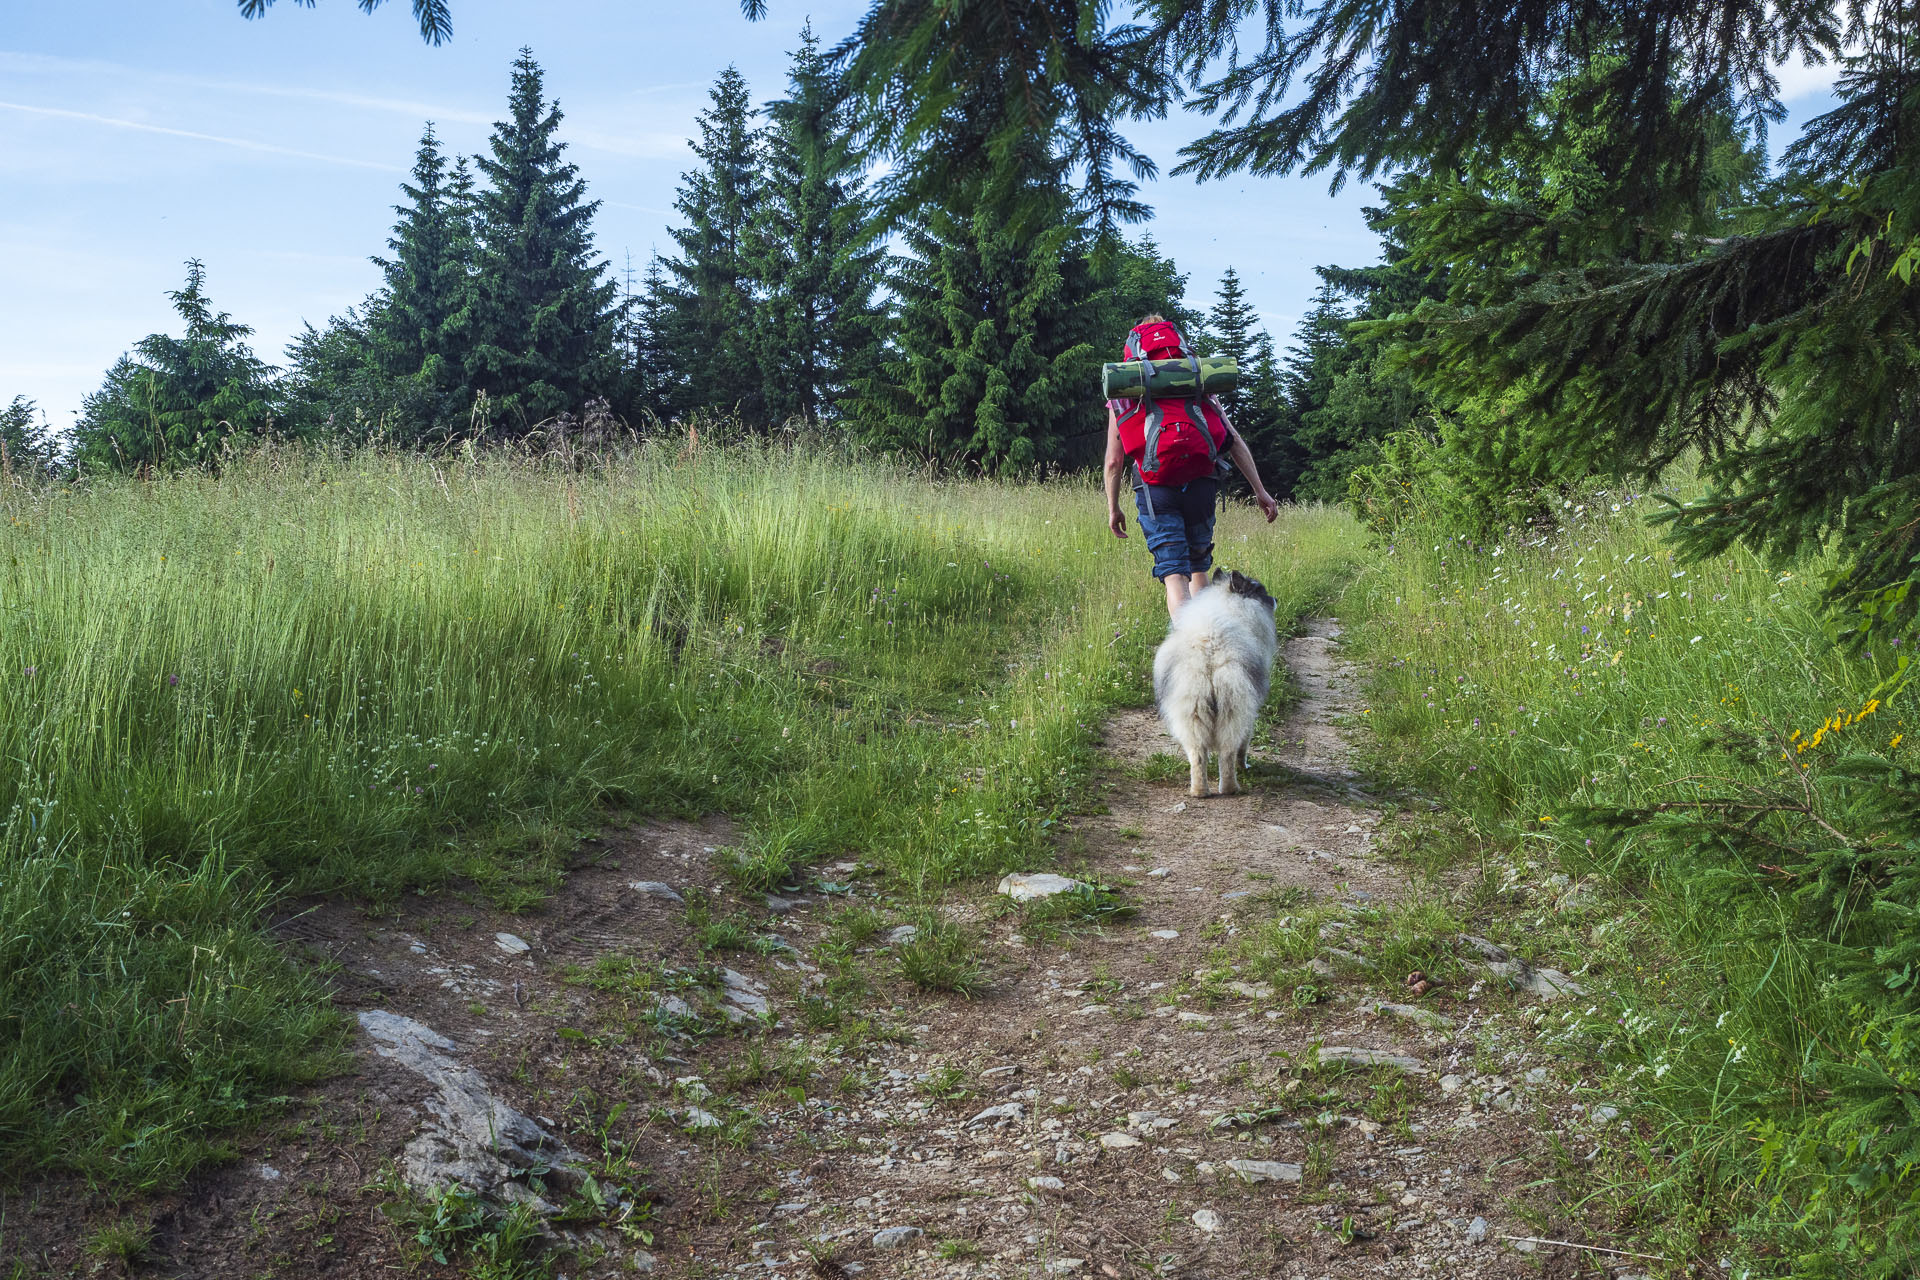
[1191,1209,1224,1233]
[493,932,530,955]
[1316,1045,1427,1073]
[886,925,919,945]
[628,881,684,904]
[872,1226,924,1250]
[1224,1159,1303,1184]
[1150,929,1180,940]
[1099,1132,1143,1150]
[967,1102,1025,1127]
[1359,1000,1456,1030]
[997,873,1086,902]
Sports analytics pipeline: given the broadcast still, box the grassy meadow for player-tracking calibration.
[0,441,1361,1191]
[1342,485,1920,1275]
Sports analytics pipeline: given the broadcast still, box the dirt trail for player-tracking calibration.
[27,622,1603,1280]
[739,618,1583,1280]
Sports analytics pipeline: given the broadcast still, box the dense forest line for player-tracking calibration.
[2,37,1404,499]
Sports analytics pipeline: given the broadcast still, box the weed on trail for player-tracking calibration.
[0,439,1358,1193]
[1343,483,1920,1274]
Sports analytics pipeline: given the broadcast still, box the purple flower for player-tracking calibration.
[1581,625,1590,634]
[427,763,437,771]
[22,666,34,677]
[168,674,180,687]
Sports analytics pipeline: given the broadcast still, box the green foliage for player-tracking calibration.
[465,49,619,432]
[70,260,280,473]
[386,1182,549,1278]
[0,397,58,476]
[743,27,893,427]
[1095,234,1208,343]
[366,129,480,442]
[867,189,1102,470]
[827,0,1166,237]
[1346,486,1920,1273]
[894,914,986,995]
[1201,266,1285,488]
[236,0,453,45]
[659,66,765,425]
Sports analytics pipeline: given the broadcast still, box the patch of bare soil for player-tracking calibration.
[18,621,1616,1280]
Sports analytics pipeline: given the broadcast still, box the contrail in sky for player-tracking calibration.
[0,100,402,171]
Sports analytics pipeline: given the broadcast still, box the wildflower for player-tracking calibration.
[168,674,180,687]
[22,666,34,677]
[1540,815,1555,823]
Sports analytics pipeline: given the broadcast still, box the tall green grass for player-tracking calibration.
[1343,483,1919,1276]
[0,441,1360,1190]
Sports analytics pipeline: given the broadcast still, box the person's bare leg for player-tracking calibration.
[1164,575,1189,617]
[1187,570,1209,599]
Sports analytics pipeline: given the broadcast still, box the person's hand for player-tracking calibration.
[1108,507,1128,539]
[1256,491,1279,523]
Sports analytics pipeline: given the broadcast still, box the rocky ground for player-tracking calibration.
[19,620,1640,1279]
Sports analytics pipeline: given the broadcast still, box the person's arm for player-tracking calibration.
[1103,407,1129,538]
[1212,399,1279,522]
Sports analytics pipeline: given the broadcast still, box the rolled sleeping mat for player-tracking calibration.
[1102,354,1237,399]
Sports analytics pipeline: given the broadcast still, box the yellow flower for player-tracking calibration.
[1540,815,1555,823]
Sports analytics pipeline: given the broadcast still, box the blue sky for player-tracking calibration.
[2,1,1844,426]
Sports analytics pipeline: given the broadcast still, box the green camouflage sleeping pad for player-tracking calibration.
[1101,354,1237,399]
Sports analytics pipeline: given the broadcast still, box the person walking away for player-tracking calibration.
[1103,314,1279,616]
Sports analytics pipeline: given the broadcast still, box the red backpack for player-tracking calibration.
[1113,320,1229,489]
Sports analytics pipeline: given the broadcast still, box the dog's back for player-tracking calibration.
[1152,570,1278,796]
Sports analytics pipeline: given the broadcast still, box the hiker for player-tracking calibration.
[1104,314,1280,617]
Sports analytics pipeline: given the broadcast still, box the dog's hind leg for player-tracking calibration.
[1218,746,1240,796]
[1188,746,1209,798]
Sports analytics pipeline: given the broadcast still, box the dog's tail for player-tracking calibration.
[1207,657,1262,754]
[1154,645,1263,755]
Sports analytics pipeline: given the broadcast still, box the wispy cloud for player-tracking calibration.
[0,101,402,171]
[0,49,493,124]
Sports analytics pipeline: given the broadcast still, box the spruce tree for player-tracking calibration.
[1207,267,1260,419]
[70,261,278,472]
[1236,328,1295,489]
[623,254,683,425]
[1096,235,1207,345]
[466,49,618,432]
[662,67,764,424]
[0,397,58,476]
[872,191,1099,470]
[1281,282,1359,501]
[366,123,475,440]
[745,27,891,426]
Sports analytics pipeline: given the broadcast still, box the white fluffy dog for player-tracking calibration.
[1152,569,1278,797]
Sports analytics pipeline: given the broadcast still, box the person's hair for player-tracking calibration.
[1136,313,1166,326]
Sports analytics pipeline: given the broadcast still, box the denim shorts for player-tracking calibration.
[1133,478,1219,579]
